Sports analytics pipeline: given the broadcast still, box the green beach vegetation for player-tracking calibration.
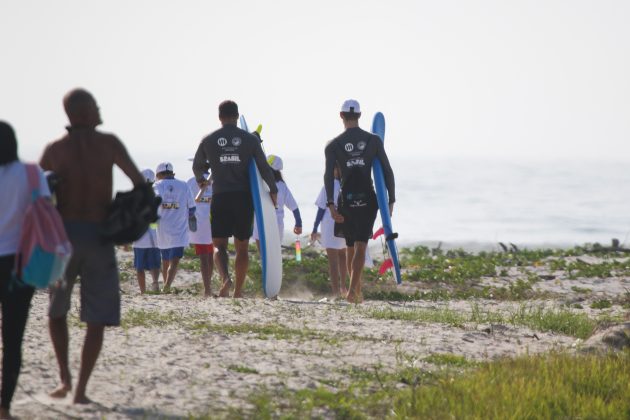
[366,304,598,339]
[121,243,630,303]
[216,352,630,419]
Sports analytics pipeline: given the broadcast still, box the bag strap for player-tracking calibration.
[25,164,41,201]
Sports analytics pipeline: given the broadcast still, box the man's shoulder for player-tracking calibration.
[202,128,222,142]
[325,137,340,151]
[202,126,255,143]
[43,132,70,151]
[94,130,122,144]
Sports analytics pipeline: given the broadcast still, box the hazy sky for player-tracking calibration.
[1,0,629,183]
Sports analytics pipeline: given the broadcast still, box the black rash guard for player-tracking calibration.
[192,124,278,195]
[324,126,395,205]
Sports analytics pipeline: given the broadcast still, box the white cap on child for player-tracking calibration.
[141,169,155,183]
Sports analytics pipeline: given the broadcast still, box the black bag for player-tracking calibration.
[100,183,161,245]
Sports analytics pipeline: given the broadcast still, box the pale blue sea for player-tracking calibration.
[281,156,630,250]
[118,156,630,251]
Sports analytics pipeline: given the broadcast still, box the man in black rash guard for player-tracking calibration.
[324,99,395,303]
[193,100,278,298]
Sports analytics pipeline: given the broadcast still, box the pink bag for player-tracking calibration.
[14,164,72,288]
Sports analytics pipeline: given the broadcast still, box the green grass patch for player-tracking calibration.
[366,304,597,339]
[121,309,182,328]
[121,309,359,344]
[190,321,346,344]
[221,352,630,420]
[227,364,259,375]
[424,353,475,368]
[566,259,630,279]
[591,299,613,309]
[571,285,592,294]
[392,352,630,419]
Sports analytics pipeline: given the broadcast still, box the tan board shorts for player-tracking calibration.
[49,222,120,326]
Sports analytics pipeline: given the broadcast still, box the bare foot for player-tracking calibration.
[346,292,363,304]
[49,383,71,398]
[0,407,13,419]
[218,280,232,298]
[73,394,94,404]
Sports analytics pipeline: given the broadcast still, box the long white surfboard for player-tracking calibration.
[240,115,282,298]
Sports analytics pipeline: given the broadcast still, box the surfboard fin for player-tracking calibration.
[372,227,385,240]
[378,258,394,275]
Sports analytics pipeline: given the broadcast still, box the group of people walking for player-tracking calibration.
[0,89,394,416]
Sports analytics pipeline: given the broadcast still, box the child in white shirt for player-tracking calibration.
[153,162,196,292]
[312,165,348,296]
[252,155,302,243]
[187,173,214,297]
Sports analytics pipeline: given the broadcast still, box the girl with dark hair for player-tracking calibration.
[0,121,51,419]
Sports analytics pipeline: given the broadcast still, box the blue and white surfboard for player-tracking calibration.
[240,115,283,297]
[371,112,402,284]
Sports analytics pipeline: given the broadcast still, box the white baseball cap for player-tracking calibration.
[341,99,361,114]
[156,162,174,174]
[267,155,283,171]
[141,168,155,183]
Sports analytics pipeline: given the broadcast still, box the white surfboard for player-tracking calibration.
[240,116,283,298]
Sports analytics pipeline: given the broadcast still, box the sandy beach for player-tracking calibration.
[8,246,629,419]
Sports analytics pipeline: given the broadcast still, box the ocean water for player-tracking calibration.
[119,156,630,251]
[280,156,630,250]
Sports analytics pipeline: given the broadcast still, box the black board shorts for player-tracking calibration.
[211,191,254,240]
[335,190,378,247]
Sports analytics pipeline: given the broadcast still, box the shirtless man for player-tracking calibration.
[192,100,277,298]
[324,99,395,303]
[40,88,145,403]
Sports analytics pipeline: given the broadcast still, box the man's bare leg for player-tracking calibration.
[346,246,355,280]
[149,268,160,291]
[164,257,180,290]
[136,270,146,294]
[338,248,348,295]
[160,260,168,289]
[325,248,340,295]
[347,242,366,304]
[232,239,250,298]
[73,323,104,404]
[214,238,232,297]
[49,316,72,398]
[199,253,212,297]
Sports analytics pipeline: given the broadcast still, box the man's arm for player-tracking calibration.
[252,139,278,194]
[39,144,53,171]
[323,143,344,222]
[192,140,210,183]
[323,143,337,205]
[112,137,144,186]
[375,138,395,204]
